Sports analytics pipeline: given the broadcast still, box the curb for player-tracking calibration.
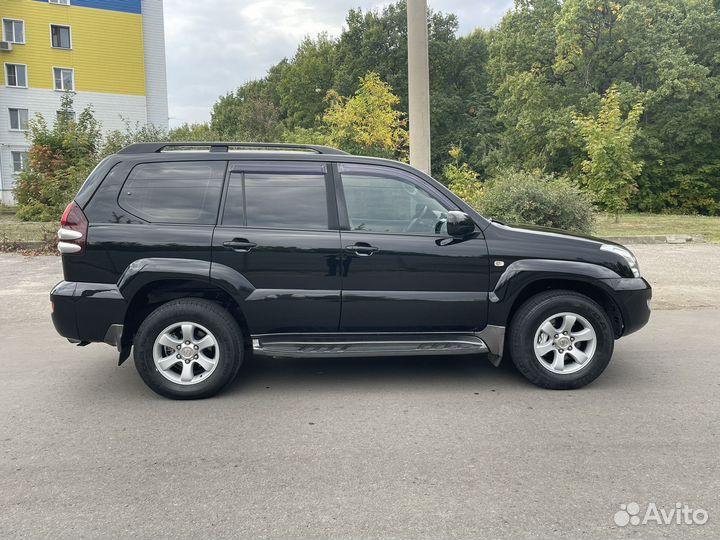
[603,235,706,245]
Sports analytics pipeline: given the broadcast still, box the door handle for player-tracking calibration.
[223,239,257,252]
[345,243,379,257]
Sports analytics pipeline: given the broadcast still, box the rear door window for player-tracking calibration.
[222,163,330,230]
[119,161,226,224]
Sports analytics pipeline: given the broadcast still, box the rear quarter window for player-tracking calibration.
[74,156,116,208]
[118,161,226,224]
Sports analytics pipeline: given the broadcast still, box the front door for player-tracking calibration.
[212,161,342,334]
[335,163,490,333]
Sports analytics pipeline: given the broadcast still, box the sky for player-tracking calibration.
[163,0,514,128]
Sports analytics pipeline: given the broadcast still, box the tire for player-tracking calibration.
[508,290,614,390]
[133,298,243,399]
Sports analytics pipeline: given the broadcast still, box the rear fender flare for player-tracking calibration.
[208,261,255,303]
[117,258,214,301]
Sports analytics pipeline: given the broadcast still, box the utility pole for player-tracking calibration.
[407,0,431,175]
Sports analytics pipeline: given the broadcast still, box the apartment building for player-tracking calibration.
[0,0,168,204]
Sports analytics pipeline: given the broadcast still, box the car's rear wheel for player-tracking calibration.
[508,290,614,389]
[133,298,242,399]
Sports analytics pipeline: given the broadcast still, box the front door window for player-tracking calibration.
[340,164,450,235]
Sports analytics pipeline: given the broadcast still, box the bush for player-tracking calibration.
[14,160,94,222]
[475,169,596,233]
[444,146,484,203]
[14,95,101,222]
[14,95,171,222]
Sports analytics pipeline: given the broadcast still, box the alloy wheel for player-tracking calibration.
[152,321,220,385]
[533,312,597,375]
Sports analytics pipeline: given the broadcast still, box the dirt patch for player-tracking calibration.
[629,243,720,310]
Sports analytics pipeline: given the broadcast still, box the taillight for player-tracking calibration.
[58,201,88,255]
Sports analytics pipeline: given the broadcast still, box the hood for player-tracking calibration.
[488,219,623,246]
[484,220,636,278]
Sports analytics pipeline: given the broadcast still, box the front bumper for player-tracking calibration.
[603,277,652,337]
[50,281,127,344]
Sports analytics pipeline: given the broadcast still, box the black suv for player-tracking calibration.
[51,142,651,399]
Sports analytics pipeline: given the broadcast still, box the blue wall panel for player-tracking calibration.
[34,0,142,15]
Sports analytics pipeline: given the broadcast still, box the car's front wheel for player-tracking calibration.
[508,290,614,389]
[133,298,242,399]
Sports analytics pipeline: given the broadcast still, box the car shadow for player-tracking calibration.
[223,353,520,396]
[72,345,643,401]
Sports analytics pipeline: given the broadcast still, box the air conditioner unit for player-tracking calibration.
[0,42,13,52]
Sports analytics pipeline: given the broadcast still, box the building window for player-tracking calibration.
[11,151,29,174]
[53,67,74,91]
[5,64,28,88]
[9,108,29,131]
[49,0,71,5]
[2,19,25,44]
[56,109,76,122]
[51,25,71,49]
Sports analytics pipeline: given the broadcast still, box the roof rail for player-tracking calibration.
[117,142,348,155]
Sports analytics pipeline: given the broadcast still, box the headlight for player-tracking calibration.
[601,244,640,278]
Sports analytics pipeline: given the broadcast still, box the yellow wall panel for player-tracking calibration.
[1,1,146,95]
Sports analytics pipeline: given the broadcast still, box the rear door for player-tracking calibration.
[212,161,342,334]
[335,163,490,333]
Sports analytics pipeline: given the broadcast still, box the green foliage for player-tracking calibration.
[13,95,170,222]
[209,1,494,178]
[276,34,338,128]
[487,0,720,214]
[101,119,167,157]
[211,79,283,141]
[477,169,596,233]
[280,126,330,146]
[167,122,218,142]
[13,94,102,221]
[444,146,484,205]
[573,86,644,219]
[14,0,720,221]
[322,72,408,159]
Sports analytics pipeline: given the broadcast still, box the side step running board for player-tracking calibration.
[252,334,488,358]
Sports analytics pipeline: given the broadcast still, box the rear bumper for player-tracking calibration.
[50,281,127,344]
[603,277,652,337]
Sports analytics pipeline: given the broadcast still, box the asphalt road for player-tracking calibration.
[1,247,719,540]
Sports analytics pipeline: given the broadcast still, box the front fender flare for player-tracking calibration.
[488,259,621,327]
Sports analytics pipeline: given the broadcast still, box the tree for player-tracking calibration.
[487,0,582,175]
[211,79,283,141]
[573,86,643,220]
[14,94,102,221]
[276,34,338,128]
[323,72,408,159]
[431,29,498,181]
[443,146,483,206]
[332,1,493,177]
[168,123,218,142]
[101,119,167,157]
[488,0,720,215]
[208,1,493,177]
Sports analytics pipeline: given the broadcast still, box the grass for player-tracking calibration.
[0,212,51,243]
[594,213,720,243]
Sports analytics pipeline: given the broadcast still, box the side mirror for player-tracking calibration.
[446,211,476,237]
